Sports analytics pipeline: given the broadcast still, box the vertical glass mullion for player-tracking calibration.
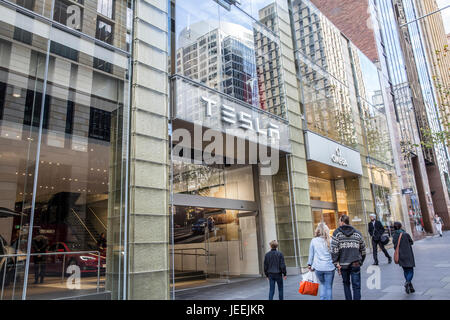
[21,25,53,304]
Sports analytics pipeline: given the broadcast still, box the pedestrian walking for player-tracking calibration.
[307,222,336,300]
[368,213,392,265]
[331,215,366,300]
[392,221,416,294]
[264,240,287,300]
[434,214,444,237]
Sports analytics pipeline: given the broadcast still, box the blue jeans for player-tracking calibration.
[340,265,361,300]
[315,270,335,300]
[403,267,414,282]
[268,273,284,300]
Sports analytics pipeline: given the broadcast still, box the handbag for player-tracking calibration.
[394,232,403,264]
[298,271,319,296]
[380,235,389,246]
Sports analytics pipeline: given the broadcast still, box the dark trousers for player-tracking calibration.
[372,238,390,263]
[341,265,361,300]
[33,259,46,283]
[268,273,284,300]
[403,267,414,283]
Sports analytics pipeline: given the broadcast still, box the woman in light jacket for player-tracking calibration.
[434,214,444,237]
[392,221,416,294]
[307,222,336,300]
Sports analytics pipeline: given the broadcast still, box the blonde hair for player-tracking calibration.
[269,240,279,249]
[314,222,331,249]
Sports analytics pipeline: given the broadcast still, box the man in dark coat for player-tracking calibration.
[368,214,392,265]
[392,222,415,294]
[264,240,287,300]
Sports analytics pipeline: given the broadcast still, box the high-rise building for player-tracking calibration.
[414,0,450,155]
[391,0,450,231]
[307,0,450,238]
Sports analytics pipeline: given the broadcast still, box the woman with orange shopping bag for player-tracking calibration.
[304,222,336,300]
[299,270,319,296]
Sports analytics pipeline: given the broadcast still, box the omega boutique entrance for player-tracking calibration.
[171,205,260,290]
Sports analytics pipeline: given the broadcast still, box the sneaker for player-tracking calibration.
[409,282,415,293]
[405,282,411,294]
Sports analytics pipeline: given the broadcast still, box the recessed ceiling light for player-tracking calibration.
[12,87,21,98]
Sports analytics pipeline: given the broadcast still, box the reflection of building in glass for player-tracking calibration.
[176,22,257,107]
[292,0,358,148]
[254,3,286,117]
[0,0,130,300]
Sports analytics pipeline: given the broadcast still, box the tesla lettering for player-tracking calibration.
[200,96,279,139]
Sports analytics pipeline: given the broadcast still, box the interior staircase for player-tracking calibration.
[66,208,100,247]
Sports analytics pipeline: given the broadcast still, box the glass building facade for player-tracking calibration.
[1,0,442,300]
[0,0,131,299]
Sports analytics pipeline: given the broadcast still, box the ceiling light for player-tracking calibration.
[12,86,21,98]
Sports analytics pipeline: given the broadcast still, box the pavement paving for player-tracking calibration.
[174,231,450,300]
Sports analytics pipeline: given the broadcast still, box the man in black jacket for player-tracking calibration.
[331,215,366,300]
[264,240,287,300]
[368,214,391,265]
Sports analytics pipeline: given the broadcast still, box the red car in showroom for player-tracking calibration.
[45,242,106,277]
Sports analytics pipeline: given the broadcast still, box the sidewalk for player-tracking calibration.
[175,231,450,300]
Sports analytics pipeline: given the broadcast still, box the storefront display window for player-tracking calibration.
[173,157,255,201]
[308,177,334,202]
[0,0,131,300]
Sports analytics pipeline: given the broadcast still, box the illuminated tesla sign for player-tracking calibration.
[201,96,280,140]
[172,76,290,152]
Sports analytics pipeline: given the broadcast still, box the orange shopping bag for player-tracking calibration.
[298,271,319,296]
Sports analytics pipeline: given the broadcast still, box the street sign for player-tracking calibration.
[402,188,414,195]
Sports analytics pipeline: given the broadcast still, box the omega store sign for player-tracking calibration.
[305,131,363,176]
[171,75,291,153]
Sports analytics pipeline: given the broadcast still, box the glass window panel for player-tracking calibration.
[174,0,287,118]
[97,0,115,19]
[0,32,45,300]
[172,156,254,201]
[308,176,334,202]
[0,3,131,299]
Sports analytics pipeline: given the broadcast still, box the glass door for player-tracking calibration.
[204,210,260,280]
[237,211,259,276]
[204,210,230,282]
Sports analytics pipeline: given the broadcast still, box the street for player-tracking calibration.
[175,231,450,300]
